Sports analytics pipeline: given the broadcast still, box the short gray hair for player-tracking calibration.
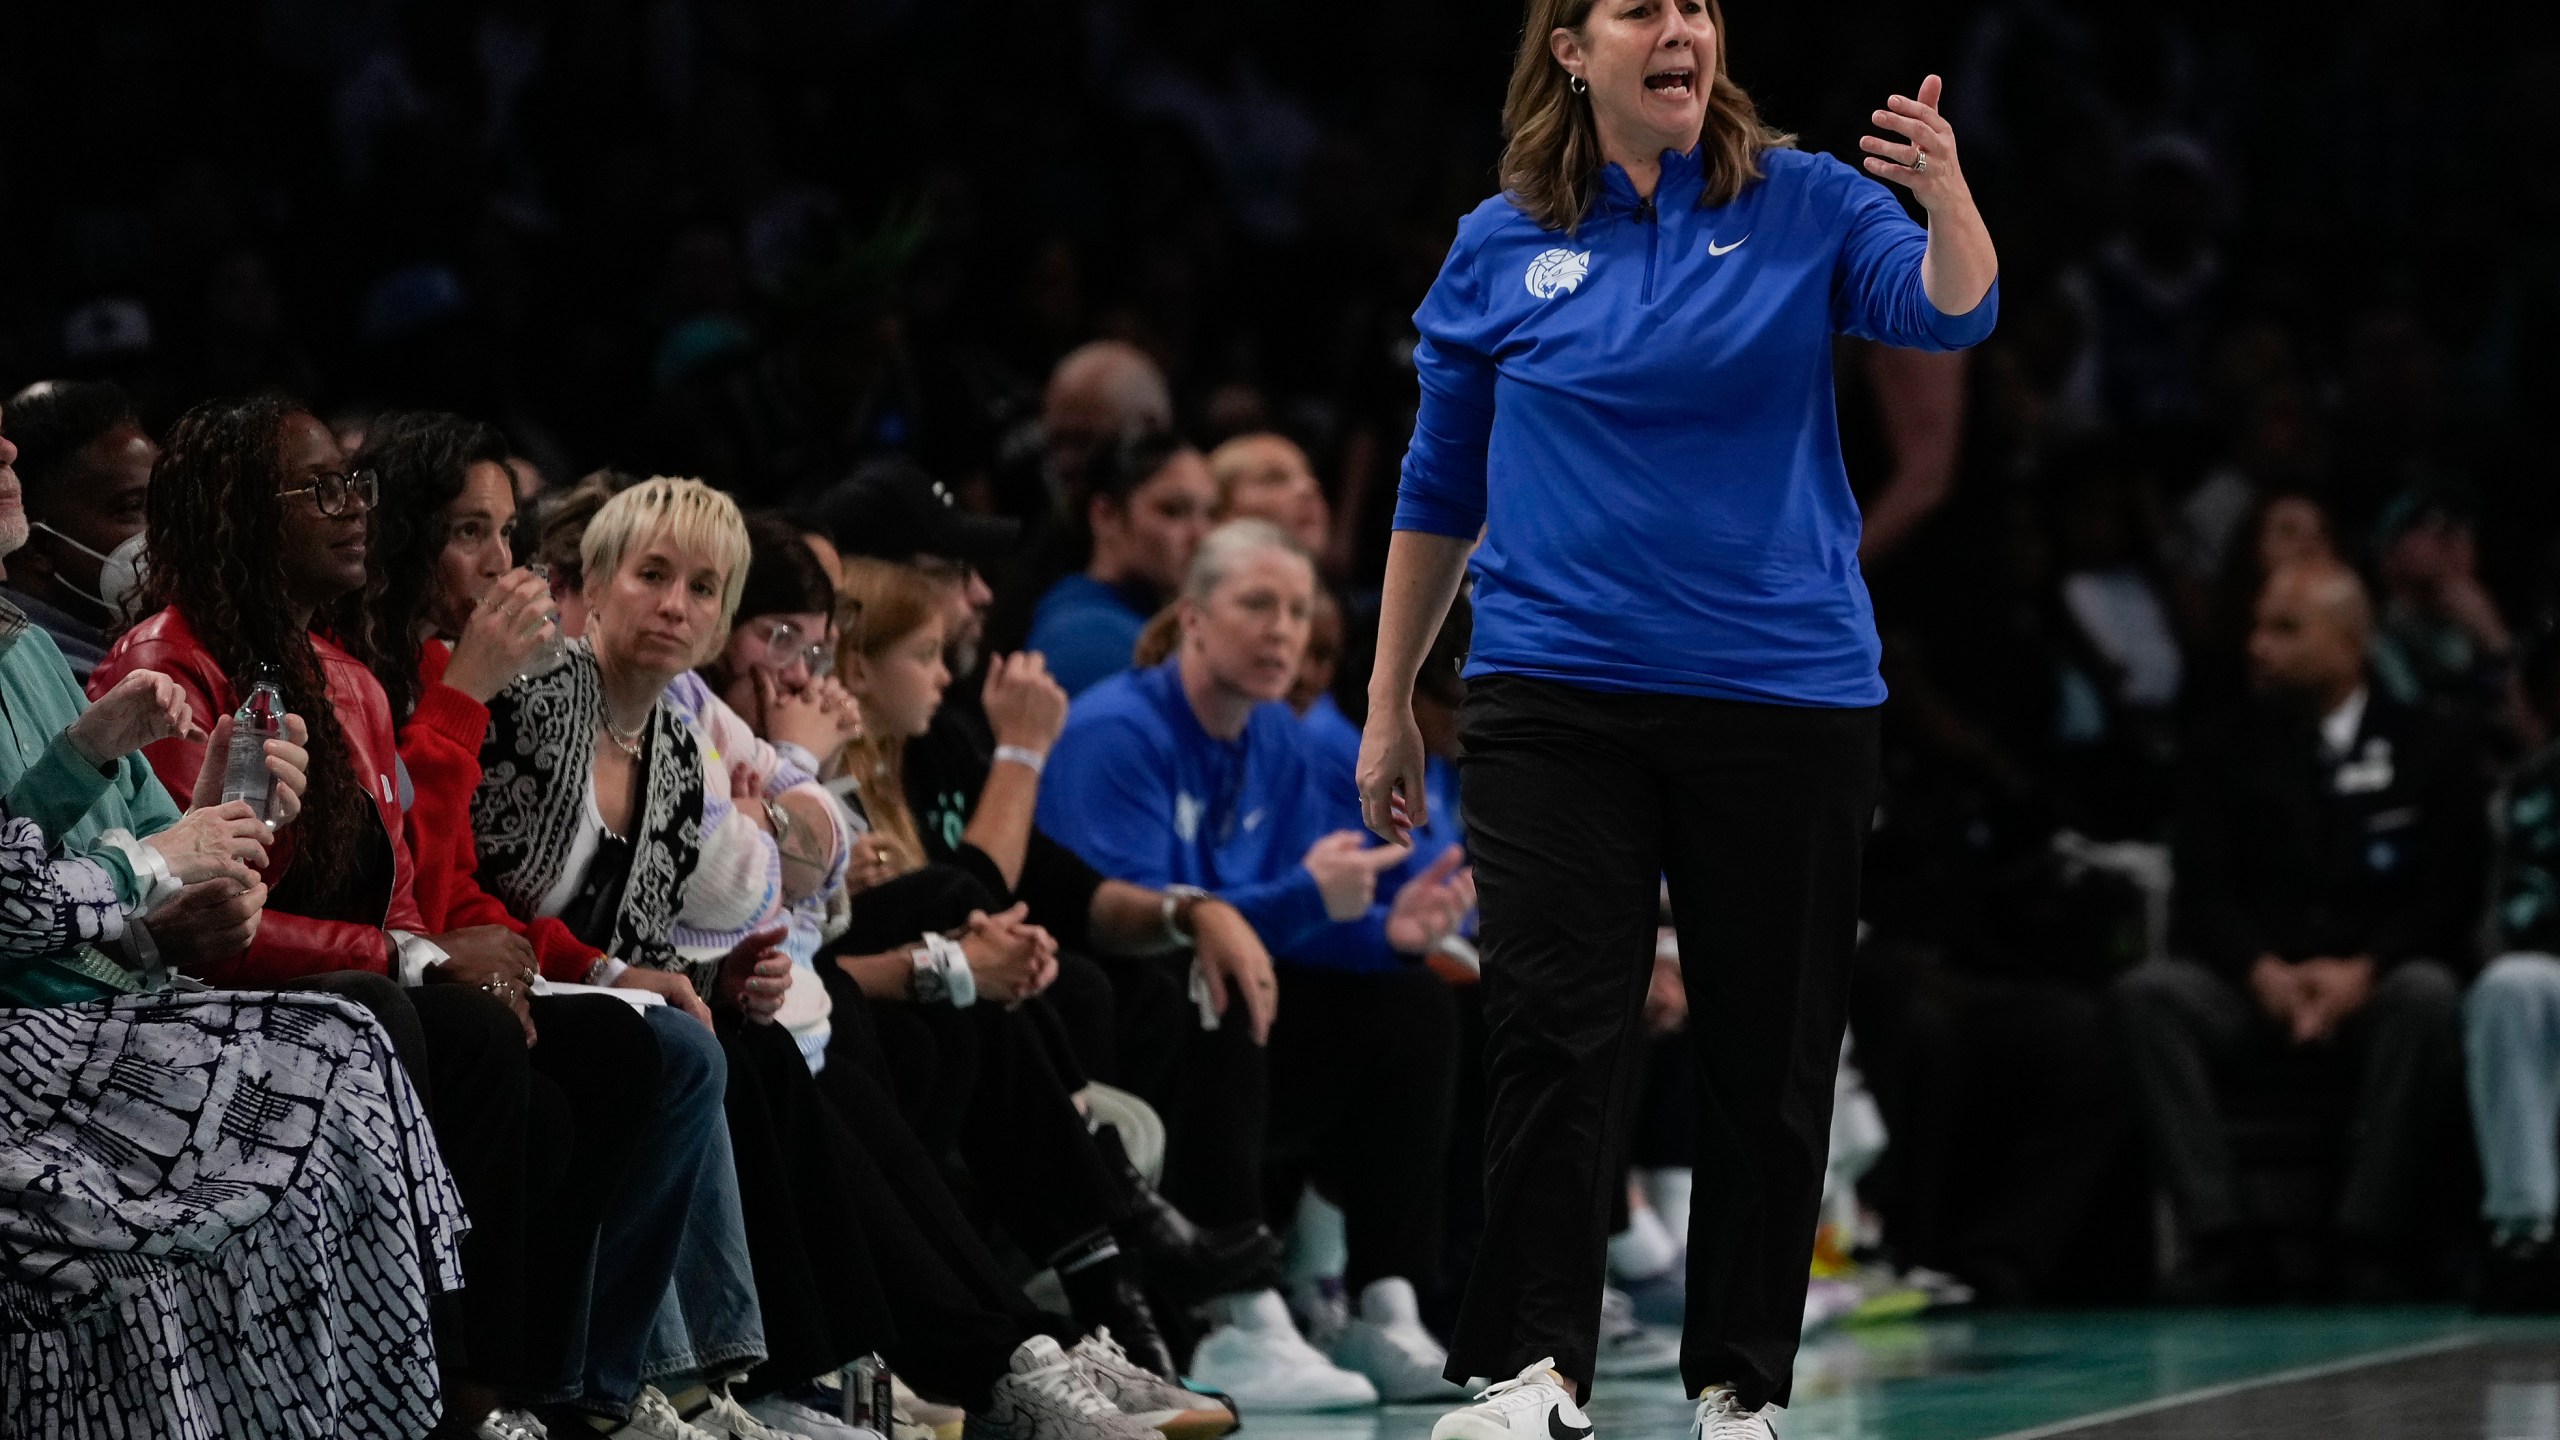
[1183,518,1309,605]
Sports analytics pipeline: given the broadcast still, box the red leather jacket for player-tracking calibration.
[91,606,426,984]
[403,639,604,982]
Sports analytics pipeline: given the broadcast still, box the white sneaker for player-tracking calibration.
[694,1385,817,1440]
[892,1376,965,1440]
[1593,1288,1681,1378]
[1070,1330,1240,1439]
[616,1386,725,1440]
[1329,1278,1465,1403]
[744,1392,882,1440]
[478,1410,550,1440]
[1428,1358,1590,1440]
[1689,1387,1778,1440]
[1184,1290,1378,1412]
[963,1336,1162,1440]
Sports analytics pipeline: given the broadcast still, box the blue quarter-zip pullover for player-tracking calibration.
[1394,147,1998,707]
[1042,661,1411,972]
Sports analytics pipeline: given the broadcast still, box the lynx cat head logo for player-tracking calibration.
[1524,248,1593,300]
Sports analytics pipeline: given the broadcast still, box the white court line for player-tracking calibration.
[1977,1333,2484,1440]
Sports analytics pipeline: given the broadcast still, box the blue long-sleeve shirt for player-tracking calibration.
[1025,573,1156,697]
[1041,662,1409,972]
[1395,147,1998,707]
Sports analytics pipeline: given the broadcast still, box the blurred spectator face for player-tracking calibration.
[1043,340,1172,484]
[276,412,372,607]
[914,554,993,674]
[0,412,22,555]
[1183,544,1315,705]
[2378,511,2475,600]
[585,533,731,682]
[430,460,520,634]
[1288,588,1344,713]
[2256,495,2335,576]
[2247,562,2370,704]
[26,421,154,597]
[846,608,952,739]
[1551,0,1717,156]
[1093,449,1217,594]
[1212,433,1330,556]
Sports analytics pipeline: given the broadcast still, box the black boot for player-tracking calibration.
[1059,1253,1181,1379]
[1094,1123,1284,1302]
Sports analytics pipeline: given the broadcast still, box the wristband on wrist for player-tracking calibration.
[908,932,978,1007]
[992,744,1048,776]
[1160,883,1212,947]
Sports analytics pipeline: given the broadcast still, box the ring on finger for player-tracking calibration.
[1911,151,1929,171]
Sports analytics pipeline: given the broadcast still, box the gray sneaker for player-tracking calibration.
[963,1337,1162,1440]
[1070,1330,1239,1440]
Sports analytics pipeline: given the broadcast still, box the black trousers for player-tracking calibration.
[1264,963,1460,1293]
[2112,956,2465,1241]
[1448,676,1878,1408]
[1098,952,1268,1234]
[827,867,1126,1262]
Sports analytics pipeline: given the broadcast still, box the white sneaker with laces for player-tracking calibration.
[1185,1290,1378,1412]
[477,1410,550,1440]
[1592,1287,1681,1378]
[1429,1358,1590,1440]
[1329,1277,1465,1403]
[697,1384,816,1439]
[1070,1329,1239,1439]
[744,1391,881,1440]
[1689,1386,1778,1440]
[616,1386,725,1440]
[963,1336,1163,1440]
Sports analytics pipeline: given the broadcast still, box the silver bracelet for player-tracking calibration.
[993,744,1048,777]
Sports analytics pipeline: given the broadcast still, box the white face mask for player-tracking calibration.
[96,532,149,623]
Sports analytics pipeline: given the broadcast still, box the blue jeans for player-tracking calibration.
[547,1004,766,1411]
[638,1006,768,1392]
[2469,953,2560,1228]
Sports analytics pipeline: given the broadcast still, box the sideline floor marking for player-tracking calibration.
[1976,1333,2483,1439]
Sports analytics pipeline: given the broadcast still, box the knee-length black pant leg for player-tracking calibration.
[406,983,544,1383]
[1444,677,1878,1409]
[1263,964,1461,1294]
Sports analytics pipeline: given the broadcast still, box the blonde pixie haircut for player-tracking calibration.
[579,475,754,662]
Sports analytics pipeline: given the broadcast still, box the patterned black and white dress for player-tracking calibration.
[0,812,469,1439]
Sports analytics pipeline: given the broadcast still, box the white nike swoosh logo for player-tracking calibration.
[1708,235,1748,256]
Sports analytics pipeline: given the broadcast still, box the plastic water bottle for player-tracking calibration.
[220,669,286,823]
[523,563,569,675]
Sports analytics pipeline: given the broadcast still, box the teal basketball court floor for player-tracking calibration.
[1243,1310,2560,1440]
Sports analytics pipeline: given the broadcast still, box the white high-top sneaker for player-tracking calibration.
[1184,1291,1378,1412]
[1429,1358,1590,1440]
[1689,1386,1779,1440]
[1329,1278,1465,1403]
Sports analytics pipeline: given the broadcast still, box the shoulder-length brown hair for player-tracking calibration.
[1501,0,1794,233]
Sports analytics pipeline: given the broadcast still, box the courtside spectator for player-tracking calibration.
[2465,634,2560,1312]
[1027,430,1217,696]
[1210,433,1331,559]
[0,380,155,679]
[2115,560,2479,1300]
[1042,521,1475,1409]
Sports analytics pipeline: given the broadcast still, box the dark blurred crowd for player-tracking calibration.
[5,0,2560,1358]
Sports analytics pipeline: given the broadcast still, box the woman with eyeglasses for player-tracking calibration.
[89,394,665,1438]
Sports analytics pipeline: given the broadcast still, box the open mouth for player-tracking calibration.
[1644,69,1696,98]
